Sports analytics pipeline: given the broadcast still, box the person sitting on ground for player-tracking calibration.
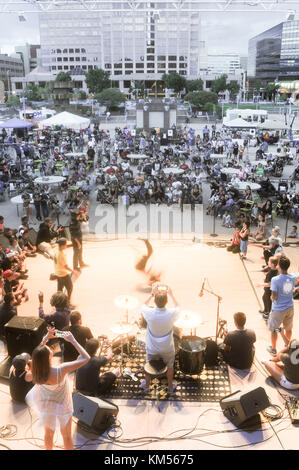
[262,339,299,390]
[3,270,28,305]
[140,284,180,394]
[75,338,120,396]
[18,229,37,257]
[36,218,63,259]
[265,256,299,355]
[288,225,298,239]
[62,311,94,362]
[38,291,71,330]
[0,293,17,337]
[251,214,267,241]
[218,312,256,370]
[9,352,33,402]
[227,224,241,253]
[256,257,278,317]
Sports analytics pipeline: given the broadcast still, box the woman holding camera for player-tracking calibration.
[26,327,90,450]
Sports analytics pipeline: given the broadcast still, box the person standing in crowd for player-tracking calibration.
[256,257,278,317]
[38,291,72,330]
[240,220,250,260]
[36,218,63,259]
[266,257,299,356]
[33,189,42,221]
[53,238,75,305]
[69,210,88,272]
[26,328,90,450]
[62,311,93,362]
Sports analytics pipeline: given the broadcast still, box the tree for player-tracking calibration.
[24,83,42,101]
[211,74,228,95]
[186,79,203,93]
[85,69,110,94]
[184,90,218,108]
[227,80,240,101]
[132,80,145,98]
[264,82,280,102]
[5,94,20,107]
[55,72,71,82]
[162,72,186,94]
[94,88,126,110]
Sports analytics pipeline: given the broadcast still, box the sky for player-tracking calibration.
[0,10,289,56]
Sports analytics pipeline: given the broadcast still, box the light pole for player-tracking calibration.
[20,96,27,119]
[6,70,10,96]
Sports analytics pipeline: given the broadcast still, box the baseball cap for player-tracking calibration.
[57,237,67,246]
[3,270,14,279]
[12,353,30,371]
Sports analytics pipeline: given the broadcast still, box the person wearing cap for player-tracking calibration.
[9,352,33,402]
[3,270,28,305]
[0,293,17,337]
[54,238,75,304]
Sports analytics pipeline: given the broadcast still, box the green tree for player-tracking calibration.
[227,80,240,101]
[264,82,280,102]
[55,72,71,82]
[254,79,262,95]
[185,90,218,108]
[24,83,43,101]
[162,72,186,94]
[85,69,110,94]
[132,80,145,98]
[5,94,20,107]
[211,74,228,95]
[186,79,203,93]
[94,88,126,110]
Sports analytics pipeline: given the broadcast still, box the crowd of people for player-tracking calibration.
[0,121,298,450]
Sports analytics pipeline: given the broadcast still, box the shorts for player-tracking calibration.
[268,306,294,332]
[240,240,248,253]
[146,351,175,368]
[280,375,299,390]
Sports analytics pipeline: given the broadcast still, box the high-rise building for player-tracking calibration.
[206,54,241,75]
[0,54,24,84]
[15,44,41,76]
[38,4,202,93]
[248,19,299,85]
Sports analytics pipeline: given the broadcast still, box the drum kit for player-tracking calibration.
[109,292,208,377]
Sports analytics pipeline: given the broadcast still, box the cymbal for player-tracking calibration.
[111,322,133,335]
[175,311,202,329]
[114,295,139,310]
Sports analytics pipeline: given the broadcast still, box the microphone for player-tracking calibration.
[199,278,206,297]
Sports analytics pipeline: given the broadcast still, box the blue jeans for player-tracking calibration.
[240,240,248,254]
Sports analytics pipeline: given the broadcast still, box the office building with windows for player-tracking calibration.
[38,4,202,94]
[206,54,241,75]
[248,19,299,85]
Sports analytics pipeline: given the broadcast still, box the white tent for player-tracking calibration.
[41,111,90,130]
[223,117,257,128]
[258,120,288,130]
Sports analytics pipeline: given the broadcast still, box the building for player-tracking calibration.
[0,54,24,88]
[11,65,55,94]
[248,19,299,86]
[206,53,241,75]
[15,44,41,76]
[38,5,202,94]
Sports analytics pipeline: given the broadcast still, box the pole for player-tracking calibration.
[210,206,218,237]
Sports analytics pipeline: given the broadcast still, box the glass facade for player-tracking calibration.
[248,20,299,83]
[39,3,201,87]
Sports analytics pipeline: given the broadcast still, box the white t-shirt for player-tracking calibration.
[141,305,180,355]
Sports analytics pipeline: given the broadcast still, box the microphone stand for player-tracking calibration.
[201,281,222,341]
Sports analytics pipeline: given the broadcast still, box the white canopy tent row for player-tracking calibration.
[223,117,258,129]
[40,111,90,130]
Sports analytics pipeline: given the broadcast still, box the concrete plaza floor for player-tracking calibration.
[0,239,298,450]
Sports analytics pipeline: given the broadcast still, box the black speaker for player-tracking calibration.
[4,316,47,358]
[28,228,37,246]
[73,393,119,433]
[220,387,270,427]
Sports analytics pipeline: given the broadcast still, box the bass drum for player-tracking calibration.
[178,336,206,375]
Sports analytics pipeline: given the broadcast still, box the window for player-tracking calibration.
[51,66,57,71]
[63,48,68,53]
[15,82,23,89]
[105,64,112,69]
[158,56,166,60]
[169,63,176,68]
[147,55,155,61]
[136,63,144,68]
[125,63,133,68]
[57,49,61,54]
[75,57,80,61]
[75,48,80,53]
[64,66,69,70]
[82,65,87,70]
[82,57,87,61]
[58,66,63,70]
[70,57,74,62]
[169,55,177,61]
[57,57,62,62]
[69,48,74,53]
[88,65,93,69]
[63,57,68,61]
[81,48,86,53]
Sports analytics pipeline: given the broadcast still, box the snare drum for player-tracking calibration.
[136,330,146,350]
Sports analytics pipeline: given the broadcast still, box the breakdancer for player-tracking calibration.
[135,239,161,285]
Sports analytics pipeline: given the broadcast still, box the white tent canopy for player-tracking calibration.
[41,111,90,130]
[258,120,288,130]
[223,117,257,128]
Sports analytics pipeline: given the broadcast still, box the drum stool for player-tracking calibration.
[143,360,168,411]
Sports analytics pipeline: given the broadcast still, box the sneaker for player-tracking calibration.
[80,263,89,268]
[140,379,150,393]
[168,380,178,395]
[267,346,277,356]
[263,312,269,320]
[259,310,265,314]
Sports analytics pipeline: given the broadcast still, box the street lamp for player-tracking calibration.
[20,96,27,119]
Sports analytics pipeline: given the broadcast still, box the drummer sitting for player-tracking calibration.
[218,312,256,370]
[140,284,180,394]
